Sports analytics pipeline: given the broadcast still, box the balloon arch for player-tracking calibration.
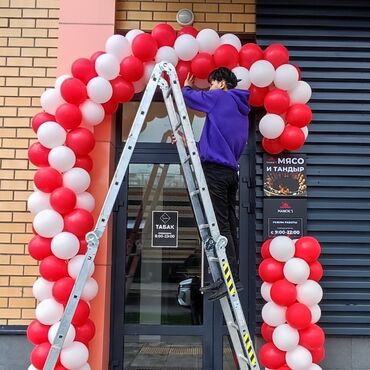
[26,24,321,370]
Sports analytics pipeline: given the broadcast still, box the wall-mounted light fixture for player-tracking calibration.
[176,9,194,26]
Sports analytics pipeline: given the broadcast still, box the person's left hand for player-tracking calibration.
[184,73,195,87]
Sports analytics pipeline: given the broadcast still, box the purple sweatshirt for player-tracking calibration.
[182,86,250,171]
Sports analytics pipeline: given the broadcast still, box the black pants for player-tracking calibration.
[202,162,240,281]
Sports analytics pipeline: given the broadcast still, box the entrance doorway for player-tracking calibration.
[109,103,257,370]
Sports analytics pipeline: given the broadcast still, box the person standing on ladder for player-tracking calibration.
[177,67,250,301]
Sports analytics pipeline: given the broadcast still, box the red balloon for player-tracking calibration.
[286,303,312,329]
[132,33,158,62]
[28,235,52,261]
[277,366,292,370]
[258,258,284,283]
[286,104,313,128]
[75,155,93,172]
[64,209,94,238]
[30,342,51,369]
[78,238,88,254]
[213,44,239,69]
[27,320,50,344]
[309,260,323,281]
[295,236,321,263]
[178,26,198,38]
[50,187,77,214]
[264,89,290,114]
[66,128,95,156]
[39,255,68,282]
[239,43,264,69]
[75,318,96,344]
[120,56,144,82]
[55,365,68,370]
[55,103,82,130]
[60,78,87,105]
[262,137,284,155]
[32,112,55,133]
[270,279,297,306]
[261,239,272,259]
[52,277,75,304]
[259,342,286,369]
[34,167,63,193]
[292,64,302,80]
[90,50,105,65]
[176,60,191,86]
[279,125,305,151]
[71,58,97,84]
[191,53,215,79]
[152,23,176,47]
[248,85,269,107]
[28,142,50,167]
[261,322,274,342]
[299,324,325,350]
[264,44,290,68]
[102,99,119,115]
[310,345,325,363]
[111,76,135,103]
[72,299,90,326]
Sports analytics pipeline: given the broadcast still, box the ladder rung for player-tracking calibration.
[190,189,200,197]
[199,224,209,230]
[175,122,182,131]
[183,154,192,163]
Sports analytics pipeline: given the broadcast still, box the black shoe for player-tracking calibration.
[199,278,224,293]
[208,281,244,301]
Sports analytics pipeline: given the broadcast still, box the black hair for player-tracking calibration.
[208,67,238,89]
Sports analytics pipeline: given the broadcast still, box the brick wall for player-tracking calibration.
[0,0,59,325]
[116,0,256,33]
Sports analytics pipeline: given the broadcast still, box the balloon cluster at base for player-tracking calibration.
[258,236,325,370]
[27,23,313,369]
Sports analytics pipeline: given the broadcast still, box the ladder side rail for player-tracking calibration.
[43,64,164,370]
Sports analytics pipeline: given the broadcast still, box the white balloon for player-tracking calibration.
[105,34,131,60]
[80,99,105,126]
[55,74,71,90]
[155,46,178,67]
[308,364,323,370]
[309,304,322,324]
[95,53,120,80]
[35,298,64,325]
[143,61,156,83]
[28,365,39,370]
[220,33,242,51]
[297,280,323,306]
[40,88,66,115]
[48,321,76,347]
[81,278,99,301]
[289,80,312,104]
[133,77,147,94]
[194,78,210,89]
[272,324,299,351]
[270,236,295,262]
[48,146,76,173]
[274,64,299,91]
[63,167,91,194]
[33,209,64,238]
[286,345,313,370]
[301,126,309,140]
[68,254,95,279]
[284,257,310,284]
[261,282,272,302]
[76,192,95,212]
[261,301,286,327]
[87,76,113,104]
[27,191,51,215]
[232,66,251,90]
[60,341,89,369]
[37,121,66,149]
[125,29,144,44]
[174,34,199,61]
[259,114,285,139]
[196,28,220,54]
[51,232,80,260]
[249,60,275,87]
[33,277,54,301]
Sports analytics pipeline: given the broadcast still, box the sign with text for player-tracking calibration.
[264,154,307,197]
[264,198,307,239]
[152,211,178,248]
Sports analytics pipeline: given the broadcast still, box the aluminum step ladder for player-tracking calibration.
[43,62,260,370]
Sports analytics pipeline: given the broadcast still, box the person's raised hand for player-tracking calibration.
[184,73,195,87]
